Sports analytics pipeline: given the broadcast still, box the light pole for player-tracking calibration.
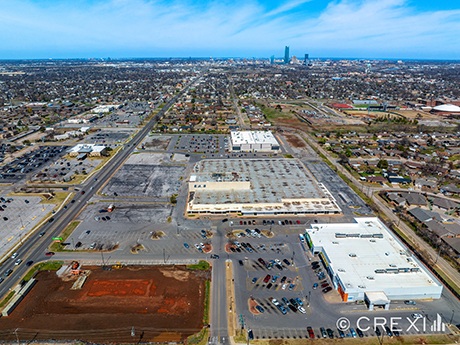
[13,328,19,344]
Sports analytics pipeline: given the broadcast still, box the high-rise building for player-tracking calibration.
[270,55,275,64]
[284,46,289,64]
[304,54,309,65]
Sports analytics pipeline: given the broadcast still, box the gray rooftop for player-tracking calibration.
[191,159,330,206]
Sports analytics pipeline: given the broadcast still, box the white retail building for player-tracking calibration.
[305,217,442,308]
[230,131,279,152]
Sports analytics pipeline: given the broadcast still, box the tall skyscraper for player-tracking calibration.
[270,55,275,64]
[284,46,290,64]
[304,53,309,65]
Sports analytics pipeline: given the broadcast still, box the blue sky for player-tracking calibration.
[1,0,460,59]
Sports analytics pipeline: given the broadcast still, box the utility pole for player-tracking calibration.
[163,248,166,264]
[435,248,442,264]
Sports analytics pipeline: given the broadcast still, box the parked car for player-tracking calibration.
[307,327,315,339]
[255,305,264,313]
[320,327,327,338]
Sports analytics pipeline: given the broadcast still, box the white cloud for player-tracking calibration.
[0,0,459,58]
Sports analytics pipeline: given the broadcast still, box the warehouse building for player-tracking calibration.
[230,131,280,152]
[186,159,341,215]
[305,217,442,308]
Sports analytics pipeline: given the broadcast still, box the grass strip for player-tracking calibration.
[49,221,81,252]
[203,280,210,325]
[0,291,15,308]
[187,260,210,270]
[23,261,64,282]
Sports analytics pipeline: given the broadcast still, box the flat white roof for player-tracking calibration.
[68,144,106,154]
[307,217,440,291]
[231,131,278,146]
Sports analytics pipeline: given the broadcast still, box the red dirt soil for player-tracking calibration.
[0,265,207,343]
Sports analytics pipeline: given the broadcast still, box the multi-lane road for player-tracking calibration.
[0,77,200,299]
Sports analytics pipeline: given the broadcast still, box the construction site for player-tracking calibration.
[0,264,207,343]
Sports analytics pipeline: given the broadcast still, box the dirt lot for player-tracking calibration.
[0,265,207,343]
[284,134,307,149]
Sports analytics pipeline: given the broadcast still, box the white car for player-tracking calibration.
[235,233,241,238]
[11,252,18,259]
[411,313,423,319]
[281,283,288,290]
[275,259,282,266]
[15,259,22,265]
[199,243,205,249]
[297,306,306,314]
[194,244,201,250]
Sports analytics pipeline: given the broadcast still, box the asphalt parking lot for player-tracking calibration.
[0,195,55,258]
[304,161,374,216]
[172,134,228,155]
[141,135,173,150]
[227,228,458,341]
[67,202,173,250]
[83,129,136,145]
[93,112,143,127]
[0,145,67,183]
[102,161,185,198]
[31,156,101,183]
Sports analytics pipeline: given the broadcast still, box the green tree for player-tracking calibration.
[338,152,349,165]
[377,159,388,170]
[345,148,352,157]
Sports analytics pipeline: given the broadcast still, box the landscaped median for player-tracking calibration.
[23,261,64,282]
[49,221,81,252]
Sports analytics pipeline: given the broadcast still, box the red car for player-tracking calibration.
[307,327,315,339]
[240,221,243,225]
[322,286,332,293]
[45,252,55,256]
[296,220,300,224]
[321,282,329,288]
[263,274,271,283]
[81,191,85,194]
